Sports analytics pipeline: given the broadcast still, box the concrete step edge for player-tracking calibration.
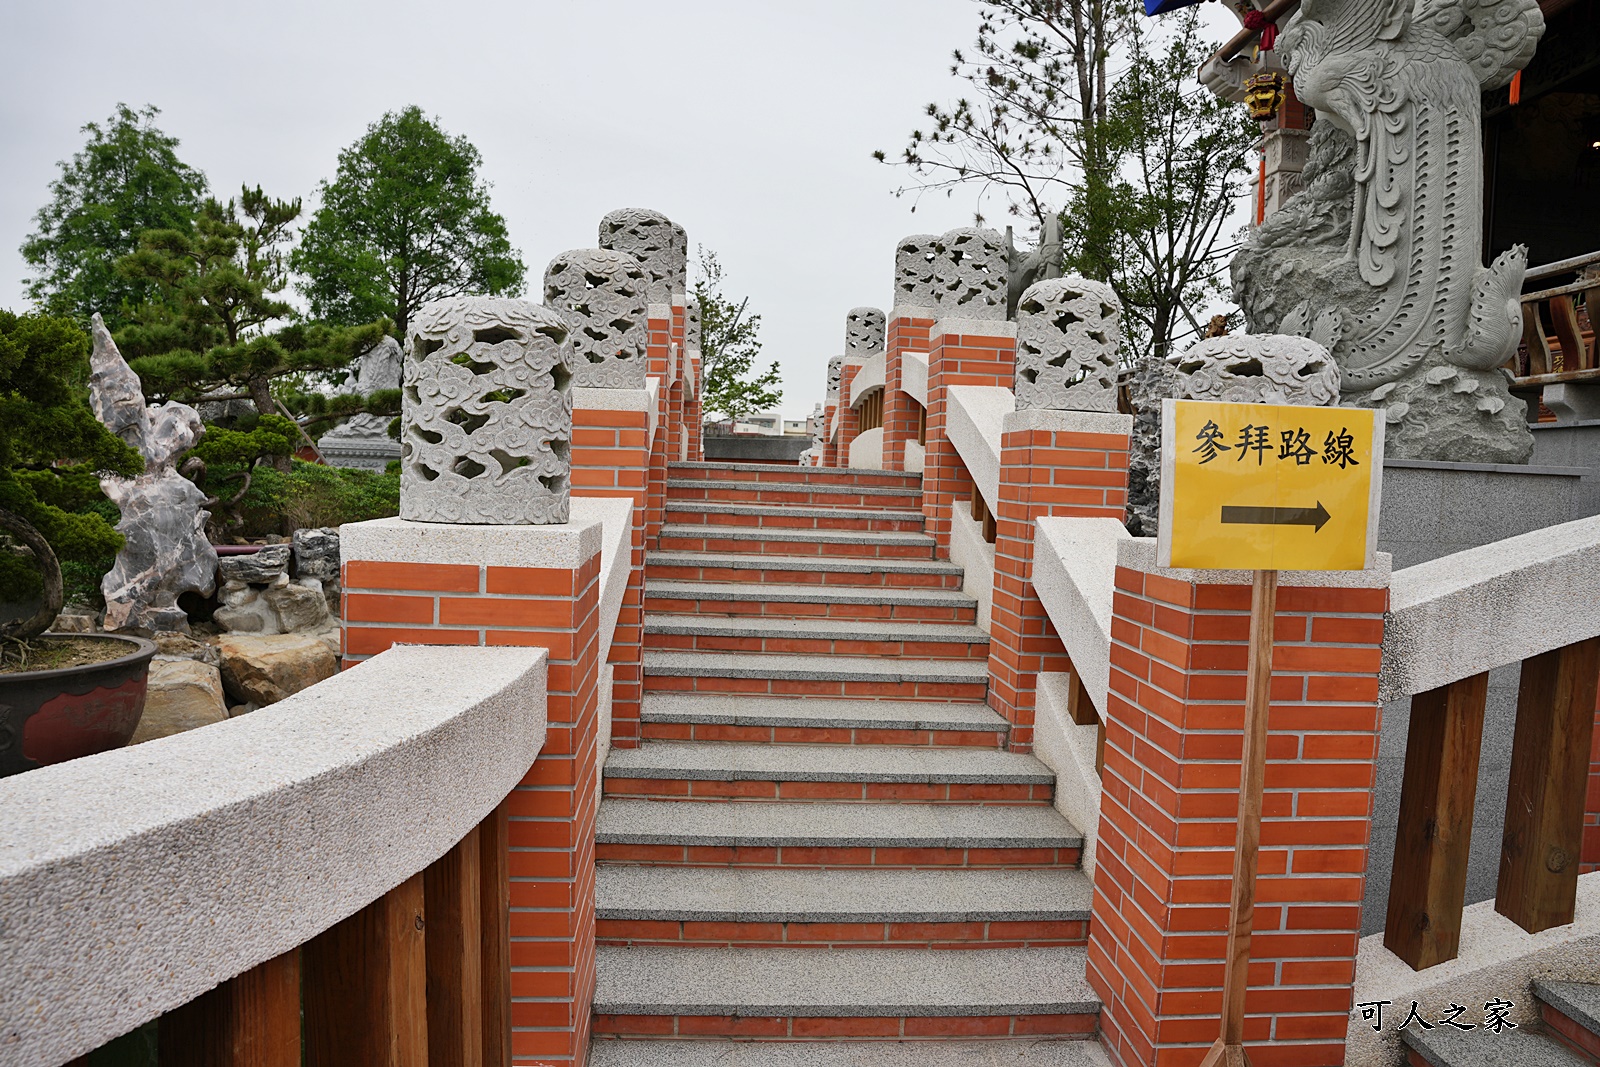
[645,581,975,607]
[603,741,1052,784]
[641,650,989,683]
[640,693,1006,731]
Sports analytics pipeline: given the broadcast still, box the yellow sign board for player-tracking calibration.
[1157,399,1383,571]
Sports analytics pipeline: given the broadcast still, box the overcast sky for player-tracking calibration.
[2,0,1232,419]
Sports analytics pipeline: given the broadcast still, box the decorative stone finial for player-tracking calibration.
[846,307,886,354]
[1173,334,1341,406]
[543,248,649,389]
[1014,277,1122,412]
[826,356,844,399]
[598,208,686,305]
[685,296,702,351]
[893,228,1008,319]
[400,297,575,525]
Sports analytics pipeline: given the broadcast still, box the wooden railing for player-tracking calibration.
[1380,515,1600,970]
[2,644,549,1067]
[1511,249,1600,382]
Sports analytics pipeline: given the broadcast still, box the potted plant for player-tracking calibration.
[0,310,154,777]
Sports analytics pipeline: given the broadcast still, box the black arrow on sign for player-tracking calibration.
[1220,502,1332,532]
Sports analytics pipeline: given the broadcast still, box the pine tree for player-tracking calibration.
[292,106,526,336]
[21,104,207,328]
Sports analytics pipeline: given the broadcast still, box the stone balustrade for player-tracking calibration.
[0,644,549,1065]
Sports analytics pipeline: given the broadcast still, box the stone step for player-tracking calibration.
[657,525,938,561]
[1402,1025,1588,1067]
[595,865,1092,948]
[641,650,989,702]
[602,741,1052,804]
[664,501,928,534]
[642,616,991,662]
[592,945,1099,1040]
[669,461,922,491]
[1535,980,1600,1062]
[595,798,1082,867]
[666,478,922,511]
[589,1039,1114,1067]
[639,693,1007,747]
[644,580,978,624]
[644,551,965,590]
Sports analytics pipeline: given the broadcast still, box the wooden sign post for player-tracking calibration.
[1199,568,1276,1067]
[1158,399,1384,1065]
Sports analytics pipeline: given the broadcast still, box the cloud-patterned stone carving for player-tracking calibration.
[544,248,649,389]
[1014,277,1122,412]
[599,208,686,305]
[401,297,576,525]
[1173,334,1341,407]
[846,307,886,354]
[892,228,1007,319]
[827,356,844,399]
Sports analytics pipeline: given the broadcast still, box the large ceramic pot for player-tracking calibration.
[0,633,156,778]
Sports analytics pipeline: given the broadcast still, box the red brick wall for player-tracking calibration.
[342,551,604,1065]
[1089,563,1387,1067]
[882,313,932,472]
[987,423,1131,753]
[572,405,650,750]
[644,310,673,549]
[821,401,840,467]
[922,325,1016,554]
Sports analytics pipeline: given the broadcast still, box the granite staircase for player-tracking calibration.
[590,462,1106,1066]
[1402,980,1600,1067]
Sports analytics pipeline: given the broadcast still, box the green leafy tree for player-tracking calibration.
[21,104,208,329]
[880,3,1253,358]
[292,106,526,336]
[692,249,781,427]
[0,311,142,649]
[181,414,298,536]
[112,187,388,460]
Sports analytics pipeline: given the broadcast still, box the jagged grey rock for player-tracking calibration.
[543,248,649,388]
[218,545,290,585]
[827,356,844,399]
[894,228,1009,319]
[1014,277,1121,412]
[318,413,399,471]
[1125,357,1177,538]
[352,334,403,395]
[846,307,886,355]
[598,208,686,304]
[88,315,217,634]
[1172,334,1341,406]
[400,296,575,525]
[291,528,340,585]
[1229,0,1544,461]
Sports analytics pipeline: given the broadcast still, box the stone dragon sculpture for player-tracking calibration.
[1231,0,1544,460]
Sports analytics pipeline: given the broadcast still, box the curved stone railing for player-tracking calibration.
[848,351,886,403]
[946,384,1011,516]
[903,350,928,408]
[0,644,548,1066]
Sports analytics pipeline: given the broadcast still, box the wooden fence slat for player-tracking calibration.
[1496,637,1600,934]
[478,802,513,1067]
[304,872,429,1067]
[160,947,301,1067]
[425,825,484,1067]
[1549,295,1588,372]
[1522,300,1554,376]
[1384,672,1487,970]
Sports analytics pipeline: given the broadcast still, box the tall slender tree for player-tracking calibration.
[693,250,782,427]
[291,106,526,336]
[21,103,208,328]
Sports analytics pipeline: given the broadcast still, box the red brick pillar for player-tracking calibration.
[685,349,703,462]
[882,311,933,471]
[1088,542,1388,1067]
[821,400,841,467]
[836,360,864,468]
[573,391,652,750]
[922,318,1016,555]
[987,411,1132,753]
[644,304,673,549]
[339,516,606,1065]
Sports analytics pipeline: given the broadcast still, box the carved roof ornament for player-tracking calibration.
[1227,0,1545,461]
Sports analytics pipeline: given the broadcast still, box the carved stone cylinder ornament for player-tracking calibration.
[598,208,686,304]
[400,297,576,525]
[892,228,1007,319]
[827,356,844,399]
[1173,334,1341,406]
[543,248,649,388]
[846,307,886,354]
[1013,277,1122,412]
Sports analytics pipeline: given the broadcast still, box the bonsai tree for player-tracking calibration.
[0,310,142,654]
